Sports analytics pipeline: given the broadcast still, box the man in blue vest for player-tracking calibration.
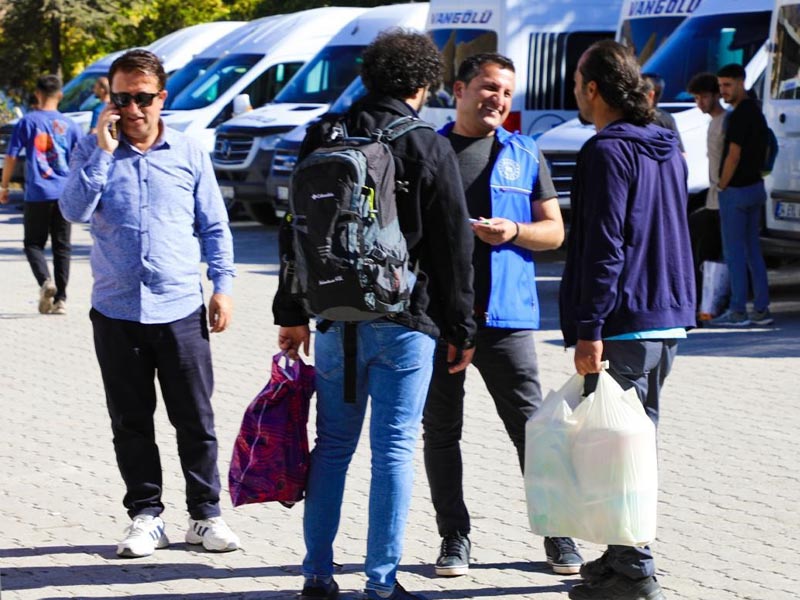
[422,52,581,577]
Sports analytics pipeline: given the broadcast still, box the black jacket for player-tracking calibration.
[272,94,477,348]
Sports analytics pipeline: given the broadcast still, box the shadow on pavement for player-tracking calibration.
[1,561,295,591]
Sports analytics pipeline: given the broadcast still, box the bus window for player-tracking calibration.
[427,29,498,108]
[771,5,800,100]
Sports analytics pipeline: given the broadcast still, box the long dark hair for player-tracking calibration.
[579,40,653,126]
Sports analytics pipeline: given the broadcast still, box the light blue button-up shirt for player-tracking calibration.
[61,124,235,324]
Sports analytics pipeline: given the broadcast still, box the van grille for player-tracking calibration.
[543,151,577,205]
[213,134,253,166]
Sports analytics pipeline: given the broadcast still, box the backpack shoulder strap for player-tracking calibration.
[375,116,436,143]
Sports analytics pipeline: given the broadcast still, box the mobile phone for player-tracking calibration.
[110,119,118,140]
[468,217,491,225]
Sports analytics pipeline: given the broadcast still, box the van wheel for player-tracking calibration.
[244,202,280,226]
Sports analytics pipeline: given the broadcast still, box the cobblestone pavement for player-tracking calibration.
[1,201,798,600]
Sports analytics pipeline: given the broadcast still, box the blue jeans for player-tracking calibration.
[302,319,435,594]
[719,182,770,313]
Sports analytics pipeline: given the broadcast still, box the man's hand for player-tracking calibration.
[574,339,603,375]
[447,343,475,374]
[208,293,233,333]
[279,325,310,360]
[96,105,121,154]
[471,217,517,246]
[0,188,9,205]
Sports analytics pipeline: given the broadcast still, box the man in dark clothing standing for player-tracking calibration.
[274,29,477,600]
[711,63,772,327]
[421,53,582,579]
[561,40,696,600]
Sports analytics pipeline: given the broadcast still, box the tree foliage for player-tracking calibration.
[0,0,416,102]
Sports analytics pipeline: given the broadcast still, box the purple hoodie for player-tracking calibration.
[559,120,696,346]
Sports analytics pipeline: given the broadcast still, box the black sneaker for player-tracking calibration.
[580,551,613,583]
[434,532,471,576]
[301,577,339,600]
[544,537,583,575]
[364,581,427,599]
[569,573,665,600]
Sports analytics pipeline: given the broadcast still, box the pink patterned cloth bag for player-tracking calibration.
[229,352,315,507]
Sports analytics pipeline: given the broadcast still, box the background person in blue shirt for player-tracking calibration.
[1,74,82,315]
[61,49,239,560]
[88,76,110,135]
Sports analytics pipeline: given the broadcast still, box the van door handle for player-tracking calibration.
[779,113,786,123]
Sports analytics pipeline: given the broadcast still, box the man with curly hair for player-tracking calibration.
[274,29,477,600]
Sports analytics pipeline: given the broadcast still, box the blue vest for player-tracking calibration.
[440,124,541,329]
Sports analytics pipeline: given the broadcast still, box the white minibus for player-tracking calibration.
[162,8,366,154]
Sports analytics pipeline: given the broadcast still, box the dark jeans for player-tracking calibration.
[584,338,678,580]
[91,306,222,520]
[423,328,542,537]
[23,201,71,301]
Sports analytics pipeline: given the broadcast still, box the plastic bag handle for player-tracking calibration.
[599,360,610,371]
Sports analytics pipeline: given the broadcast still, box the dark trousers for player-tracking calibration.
[688,208,722,310]
[584,339,678,580]
[91,306,222,520]
[423,328,542,537]
[23,201,71,302]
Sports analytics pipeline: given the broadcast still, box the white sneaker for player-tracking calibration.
[117,515,169,558]
[51,299,67,315]
[185,516,240,552]
[38,279,56,314]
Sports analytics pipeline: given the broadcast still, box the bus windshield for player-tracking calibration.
[427,29,498,107]
[170,54,261,110]
[165,57,216,108]
[59,70,102,113]
[273,45,364,105]
[642,12,771,103]
[618,16,687,64]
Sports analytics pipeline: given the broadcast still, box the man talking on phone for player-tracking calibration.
[61,49,239,558]
[421,53,577,578]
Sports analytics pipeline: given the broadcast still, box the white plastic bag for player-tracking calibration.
[570,371,658,546]
[699,260,729,319]
[524,373,583,538]
[525,370,658,547]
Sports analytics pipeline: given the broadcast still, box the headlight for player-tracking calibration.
[259,133,284,151]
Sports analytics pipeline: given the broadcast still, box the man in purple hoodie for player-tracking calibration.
[560,40,696,600]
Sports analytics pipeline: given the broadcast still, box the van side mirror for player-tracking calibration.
[232,94,252,117]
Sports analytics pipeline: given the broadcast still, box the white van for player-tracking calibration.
[539,0,771,209]
[164,18,279,107]
[762,0,800,258]
[423,0,623,136]
[212,3,429,224]
[58,21,246,132]
[162,8,367,154]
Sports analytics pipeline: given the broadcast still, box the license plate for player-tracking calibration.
[776,201,800,222]
[219,185,235,200]
[277,186,289,201]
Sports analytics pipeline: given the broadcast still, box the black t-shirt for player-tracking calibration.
[722,98,768,188]
[448,131,556,313]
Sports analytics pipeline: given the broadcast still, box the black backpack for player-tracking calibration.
[288,115,434,321]
[762,125,779,176]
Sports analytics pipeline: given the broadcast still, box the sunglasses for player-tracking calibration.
[110,91,160,108]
